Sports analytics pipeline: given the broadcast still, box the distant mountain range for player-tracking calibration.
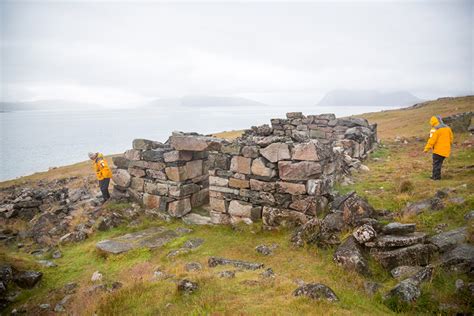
[0,100,99,112]
[145,95,268,108]
[317,90,422,108]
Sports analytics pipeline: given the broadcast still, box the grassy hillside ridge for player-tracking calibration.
[1,96,473,315]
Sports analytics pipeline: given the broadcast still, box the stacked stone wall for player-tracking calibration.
[112,112,377,228]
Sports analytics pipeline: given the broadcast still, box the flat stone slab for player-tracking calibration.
[370,243,437,270]
[96,227,188,254]
[208,257,264,270]
[382,222,416,235]
[440,243,474,273]
[365,232,427,248]
[182,213,212,225]
[429,227,467,253]
[169,135,225,152]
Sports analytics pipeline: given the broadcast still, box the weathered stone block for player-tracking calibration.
[146,169,167,180]
[141,149,168,162]
[128,167,146,178]
[260,143,291,163]
[169,183,200,197]
[191,188,209,208]
[262,206,308,228]
[221,143,241,155]
[143,193,161,209]
[186,160,203,179]
[112,169,131,188]
[163,150,193,162]
[165,166,188,182]
[306,178,330,196]
[241,146,260,158]
[208,153,229,170]
[210,197,227,213]
[170,135,225,152]
[230,156,251,174]
[112,156,130,169]
[130,160,166,170]
[370,244,437,270]
[292,142,319,161]
[209,186,240,195]
[278,161,322,181]
[132,139,164,150]
[251,158,276,177]
[168,198,192,217]
[130,177,145,191]
[309,129,326,139]
[145,182,169,195]
[229,178,250,189]
[124,149,141,161]
[286,112,303,119]
[209,176,229,187]
[228,200,253,218]
[276,181,307,195]
[210,211,231,224]
[250,179,276,192]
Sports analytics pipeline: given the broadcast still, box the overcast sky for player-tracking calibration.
[1,0,472,107]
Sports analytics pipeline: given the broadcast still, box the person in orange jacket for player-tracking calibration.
[88,152,113,202]
[423,115,453,180]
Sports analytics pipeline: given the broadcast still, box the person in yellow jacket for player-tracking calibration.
[88,152,113,202]
[423,115,453,180]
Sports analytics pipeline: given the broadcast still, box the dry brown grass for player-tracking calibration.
[356,96,473,140]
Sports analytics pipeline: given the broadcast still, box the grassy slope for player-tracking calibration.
[1,96,473,315]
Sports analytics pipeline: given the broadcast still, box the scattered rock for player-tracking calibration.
[255,244,275,256]
[384,266,433,304]
[52,250,62,259]
[464,210,474,221]
[91,271,103,282]
[39,303,51,310]
[63,282,78,294]
[182,213,212,225]
[208,257,264,270]
[334,192,375,227]
[261,268,275,279]
[184,262,202,272]
[37,260,57,268]
[167,248,191,258]
[293,283,339,302]
[218,271,236,278]
[153,269,174,280]
[177,279,198,294]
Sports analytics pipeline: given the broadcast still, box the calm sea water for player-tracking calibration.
[0,104,397,181]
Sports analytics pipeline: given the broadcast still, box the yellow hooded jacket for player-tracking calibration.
[424,116,453,158]
[93,153,113,180]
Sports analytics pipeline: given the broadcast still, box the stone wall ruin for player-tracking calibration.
[112,112,377,228]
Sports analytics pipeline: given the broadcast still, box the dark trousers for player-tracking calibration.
[99,178,111,201]
[432,154,445,180]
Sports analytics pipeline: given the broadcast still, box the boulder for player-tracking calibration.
[291,218,340,247]
[260,143,291,162]
[293,283,339,302]
[382,222,416,235]
[429,227,467,253]
[384,266,433,304]
[278,161,322,181]
[13,271,43,289]
[371,243,437,270]
[185,262,202,272]
[440,243,474,274]
[208,257,264,270]
[218,270,236,278]
[255,244,274,256]
[333,236,370,275]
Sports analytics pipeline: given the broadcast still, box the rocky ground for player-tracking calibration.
[0,100,473,315]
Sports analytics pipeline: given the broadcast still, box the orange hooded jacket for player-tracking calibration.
[424,116,453,158]
[93,153,113,180]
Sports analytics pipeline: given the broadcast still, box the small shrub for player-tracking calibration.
[398,180,414,193]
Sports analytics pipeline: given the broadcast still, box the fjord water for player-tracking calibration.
[0,104,397,181]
